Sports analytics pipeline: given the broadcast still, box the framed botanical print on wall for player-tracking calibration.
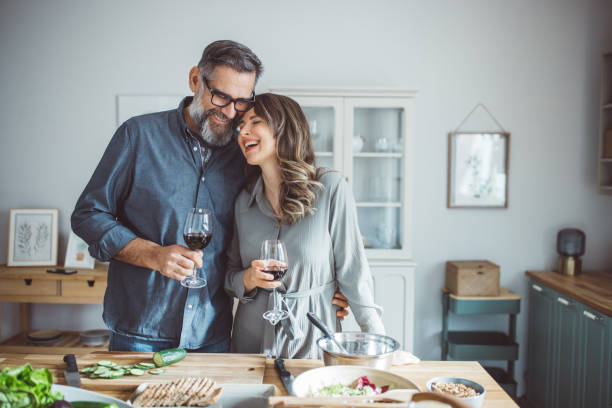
[448,132,510,208]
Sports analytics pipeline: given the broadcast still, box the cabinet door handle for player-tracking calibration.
[557,297,570,306]
[531,284,542,292]
[583,310,602,321]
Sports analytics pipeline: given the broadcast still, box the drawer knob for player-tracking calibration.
[87,280,95,287]
[24,279,32,286]
[531,284,542,292]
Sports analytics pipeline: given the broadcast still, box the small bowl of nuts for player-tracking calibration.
[426,377,485,408]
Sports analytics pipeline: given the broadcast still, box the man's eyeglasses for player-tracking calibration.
[202,77,255,112]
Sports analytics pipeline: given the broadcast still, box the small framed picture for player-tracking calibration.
[64,231,95,269]
[448,132,510,208]
[7,208,59,266]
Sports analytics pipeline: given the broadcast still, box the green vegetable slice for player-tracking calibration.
[109,370,124,379]
[79,365,97,373]
[129,368,145,376]
[148,368,165,375]
[135,362,155,369]
[96,360,117,368]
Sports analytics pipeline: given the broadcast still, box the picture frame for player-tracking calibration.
[116,94,183,127]
[7,208,59,266]
[64,231,95,269]
[448,132,510,208]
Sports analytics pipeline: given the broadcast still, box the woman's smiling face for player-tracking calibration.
[238,108,277,166]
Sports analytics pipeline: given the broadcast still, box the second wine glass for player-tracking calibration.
[181,208,212,288]
[261,239,289,325]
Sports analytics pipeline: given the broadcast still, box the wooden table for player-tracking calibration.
[0,352,518,407]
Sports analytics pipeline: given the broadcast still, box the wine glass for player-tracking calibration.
[181,208,212,288]
[261,240,289,326]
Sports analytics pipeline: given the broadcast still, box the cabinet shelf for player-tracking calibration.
[447,331,519,360]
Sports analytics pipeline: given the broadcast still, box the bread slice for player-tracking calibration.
[132,376,223,407]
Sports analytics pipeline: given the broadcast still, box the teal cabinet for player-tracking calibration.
[580,306,611,408]
[526,279,612,408]
[553,293,581,408]
[526,282,555,408]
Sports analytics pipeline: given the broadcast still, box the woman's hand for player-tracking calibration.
[243,260,282,293]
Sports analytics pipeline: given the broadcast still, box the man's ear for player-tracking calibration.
[188,66,200,93]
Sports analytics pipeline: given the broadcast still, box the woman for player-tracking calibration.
[225,93,384,359]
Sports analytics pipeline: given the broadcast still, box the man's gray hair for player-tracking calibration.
[198,40,263,85]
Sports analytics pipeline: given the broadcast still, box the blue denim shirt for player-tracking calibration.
[71,97,246,349]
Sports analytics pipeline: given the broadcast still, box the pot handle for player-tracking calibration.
[411,391,472,408]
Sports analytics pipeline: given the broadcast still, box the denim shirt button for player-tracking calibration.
[193,146,198,151]
[187,304,193,309]
[201,177,205,182]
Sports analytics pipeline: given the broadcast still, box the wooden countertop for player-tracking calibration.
[526,270,612,317]
[0,352,518,407]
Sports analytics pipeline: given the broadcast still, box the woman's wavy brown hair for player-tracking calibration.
[245,93,323,225]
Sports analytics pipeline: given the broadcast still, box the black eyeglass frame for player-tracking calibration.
[202,76,255,112]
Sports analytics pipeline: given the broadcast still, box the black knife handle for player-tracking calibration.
[63,354,78,373]
[275,357,290,377]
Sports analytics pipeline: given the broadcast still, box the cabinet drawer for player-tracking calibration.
[0,279,58,296]
[62,280,107,298]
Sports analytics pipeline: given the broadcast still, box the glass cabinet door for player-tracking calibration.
[292,97,343,172]
[344,98,413,256]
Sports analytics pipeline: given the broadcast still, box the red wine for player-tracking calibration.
[263,267,288,281]
[184,232,212,250]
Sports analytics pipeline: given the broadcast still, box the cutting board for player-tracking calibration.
[0,352,266,401]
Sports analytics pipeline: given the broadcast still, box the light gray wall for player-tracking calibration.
[1,0,611,395]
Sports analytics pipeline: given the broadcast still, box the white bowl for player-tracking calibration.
[292,365,420,398]
[426,376,485,408]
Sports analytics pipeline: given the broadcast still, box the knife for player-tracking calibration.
[63,354,81,388]
[274,357,295,396]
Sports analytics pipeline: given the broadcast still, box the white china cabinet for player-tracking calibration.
[269,87,417,351]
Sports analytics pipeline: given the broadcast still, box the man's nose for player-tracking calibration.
[221,103,237,119]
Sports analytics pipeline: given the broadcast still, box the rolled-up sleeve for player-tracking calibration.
[224,212,257,302]
[71,123,138,262]
[329,176,385,334]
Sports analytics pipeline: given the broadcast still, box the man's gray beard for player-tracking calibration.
[188,93,235,146]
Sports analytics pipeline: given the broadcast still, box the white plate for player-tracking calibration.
[52,384,132,407]
[292,365,421,397]
[129,383,275,408]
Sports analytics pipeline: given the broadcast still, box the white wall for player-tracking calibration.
[1,0,611,395]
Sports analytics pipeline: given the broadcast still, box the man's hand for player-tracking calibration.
[243,260,282,293]
[333,291,350,321]
[154,244,203,281]
[115,238,202,281]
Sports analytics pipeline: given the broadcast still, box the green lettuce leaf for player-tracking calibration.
[0,363,63,408]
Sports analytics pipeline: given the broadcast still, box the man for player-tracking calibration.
[72,40,348,352]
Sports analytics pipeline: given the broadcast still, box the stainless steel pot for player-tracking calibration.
[316,332,400,370]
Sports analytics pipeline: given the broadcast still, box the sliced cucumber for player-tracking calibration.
[97,360,117,368]
[80,365,97,373]
[109,370,125,379]
[129,368,145,376]
[135,362,155,369]
[148,368,165,375]
[93,366,110,376]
